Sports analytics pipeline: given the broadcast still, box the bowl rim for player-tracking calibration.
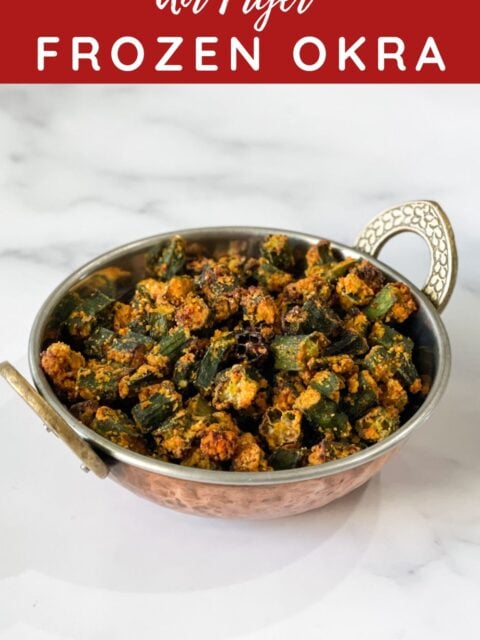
[28,225,451,486]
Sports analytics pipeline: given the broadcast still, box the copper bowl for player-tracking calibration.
[1,200,457,518]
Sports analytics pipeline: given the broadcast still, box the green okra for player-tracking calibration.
[118,365,165,398]
[256,262,293,292]
[323,257,357,282]
[66,290,115,338]
[90,407,148,453]
[344,370,380,420]
[365,283,398,320]
[268,447,305,470]
[260,234,295,271]
[271,332,324,371]
[283,300,340,336]
[84,327,115,359]
[259,407,302,451]
[195,332,236,391]
[295,386,352,439]
[158,328,190,360]
[107,331,155,363]
[369,321,414,354]
[309,370,344,402]
[147,235,187,281]
[148,309,175,339]
[76,362,126,402]
[355,406,400,442]
[132,383,181,433]
[324,330,369,356]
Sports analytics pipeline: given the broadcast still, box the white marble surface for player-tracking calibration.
[0,85,479,640]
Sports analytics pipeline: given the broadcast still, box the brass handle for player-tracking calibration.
[355,200,458,312]
[0,361,109,478]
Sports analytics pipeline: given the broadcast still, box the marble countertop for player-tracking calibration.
[0,85,479,640]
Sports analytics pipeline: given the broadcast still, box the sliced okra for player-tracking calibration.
[271,332,326,371]
[369,321,414,354]
[323,330,369,356]
[256,261,293,293]
[158,327,191,360]
[259,407,303,451]
[132,382,181,433]
[195,332,236,391]
[344,370,380,420]
[106,331,155,367]
[147,235,187,280]
[212,364,264,411]
[118,364,165,399]
[76,362,126,402]
[268,447,305,470]
[295,386,351,439]
[260,234,295,271]
[355,406,400,442]
[91,406,149,454]
[66,290,115,338]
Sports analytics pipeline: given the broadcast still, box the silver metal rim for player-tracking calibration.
[28,226,451,486]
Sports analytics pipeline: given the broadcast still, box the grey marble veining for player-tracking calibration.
[0,85,479,640]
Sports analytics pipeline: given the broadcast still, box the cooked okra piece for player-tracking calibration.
[66,290,115,338]
[364,345,420,392]
[69,399,99,426]
[269,447,305,470]
[241,286,279,331]
[76,361,127,402]
[309,370,344,403]
[147,306,175,339]
[259,408,303,451]
[199,421,239,462]
[336,272,375,309]
[256,261,293,293]
[41,342,86,401]
[260,234,295,271]
[231,432,271,472]
[310,257,357,282]
[271,332,327,371]
[295,386,352,439]
[90,406,148,454]
[158,327,191,360]
[173,339,208,390]
[344,370,380,419]
[282,299,340,336]
[152,410,193,460]
[355,406,400,442]
[212,364,266,411]
[118,364,166,399]
[369,321,414,353]
[365,283,417,323]
[305,240,335,269]
[175,294,211,331]
[106,331,155,368]
[195,332,236,391]
[84,327,115,359]
[147,235,186,280]
[131,381,181,433]
[308,438,362,465]
[230,330,269,366]
[324,330,369,356]
[343,309,370,336]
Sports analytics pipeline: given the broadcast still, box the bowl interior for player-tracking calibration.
[28,227,450,485]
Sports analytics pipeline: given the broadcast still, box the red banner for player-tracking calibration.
[0,0,476,83]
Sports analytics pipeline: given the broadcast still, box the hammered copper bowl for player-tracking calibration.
[1,200,457,519]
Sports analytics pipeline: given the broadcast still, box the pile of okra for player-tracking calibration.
[41,234,427,471]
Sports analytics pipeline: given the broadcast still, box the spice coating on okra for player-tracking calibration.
[41,233,426,471]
